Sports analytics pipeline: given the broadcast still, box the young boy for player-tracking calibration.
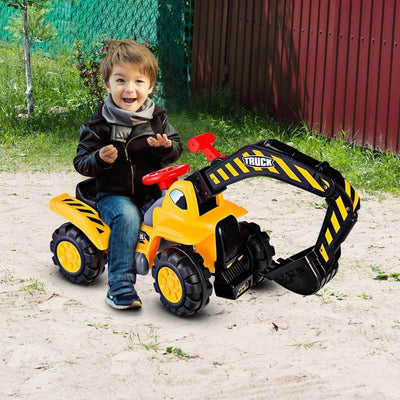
[74,39,183,310]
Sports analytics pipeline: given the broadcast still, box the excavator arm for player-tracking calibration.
[187,134,360,295]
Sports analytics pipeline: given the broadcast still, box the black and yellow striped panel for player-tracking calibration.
[207,147,327,194]
[318,180,360,263]
[208,149,279,185]
[318,194,352,262]
[62,198,106,234]
[344,179,360,211]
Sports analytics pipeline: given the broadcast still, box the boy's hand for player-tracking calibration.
[147,133,172,148]
[99,144,118,163]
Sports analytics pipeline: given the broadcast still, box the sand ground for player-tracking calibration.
[0,171,399,400]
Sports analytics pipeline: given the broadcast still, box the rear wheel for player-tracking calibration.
[152,245,212,317]
[50,223,106,284]
[239,221,275,285]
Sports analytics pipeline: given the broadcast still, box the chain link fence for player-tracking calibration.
[0,0,193,106]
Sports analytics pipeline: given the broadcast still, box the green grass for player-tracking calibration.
[1,44,400,194]
[370,265,400,281]
[19,278,46,294]
[164,346,196,360]
[0,44,94,171]
[127,326,160,351]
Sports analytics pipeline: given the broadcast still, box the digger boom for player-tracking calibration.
[186,138,360,295]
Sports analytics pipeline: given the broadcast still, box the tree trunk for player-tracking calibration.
[22,1,34,114]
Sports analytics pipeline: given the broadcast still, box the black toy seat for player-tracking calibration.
[76,178,98,210]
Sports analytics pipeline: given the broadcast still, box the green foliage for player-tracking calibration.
[392,320,400,329]
[1,0,67,9]
[87,321,109,329]
[0,268,15,283]
[127,326,160,351]
[315,287,347,304]
[370,265,400,281]
[20,278,46,294]
[360,292,373,300]
[5,1,56,47]
[0,45,94,171]
[0,0,29,9]
[164,346,194,360]
[73,38,110,104]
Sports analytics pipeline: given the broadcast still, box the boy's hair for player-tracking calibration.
[100,39,158,88]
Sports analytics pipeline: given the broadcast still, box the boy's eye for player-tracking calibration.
[116,78,125,83]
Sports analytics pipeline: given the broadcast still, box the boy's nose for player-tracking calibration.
[125,82,136,94]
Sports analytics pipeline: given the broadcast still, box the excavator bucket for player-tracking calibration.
[265,247,342,295]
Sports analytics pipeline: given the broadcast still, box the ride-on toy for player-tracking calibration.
[49,133,360,316]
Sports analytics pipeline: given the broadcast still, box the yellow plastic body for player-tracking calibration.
[49,194,110,250]
[49,180,247,274]
[136,180,247,273]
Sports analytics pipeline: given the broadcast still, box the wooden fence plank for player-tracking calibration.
[191,0,400,154]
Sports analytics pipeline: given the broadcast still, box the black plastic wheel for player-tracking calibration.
[50,223,106,284]
[152,245,212,317]
[239,221,275,285]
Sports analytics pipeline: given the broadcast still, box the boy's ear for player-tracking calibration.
[105,83,111,93]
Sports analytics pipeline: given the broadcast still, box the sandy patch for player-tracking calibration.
[1,171,399,399]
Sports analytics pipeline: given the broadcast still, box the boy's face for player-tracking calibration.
[106,63,153,112]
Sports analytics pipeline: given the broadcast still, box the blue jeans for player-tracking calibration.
[96,193,143,286]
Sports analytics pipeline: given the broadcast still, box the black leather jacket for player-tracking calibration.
[73,104,183,205]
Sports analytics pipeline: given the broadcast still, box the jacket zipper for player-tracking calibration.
[124,136,136,196]
[124,129,154,197]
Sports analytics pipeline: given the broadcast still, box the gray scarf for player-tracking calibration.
[102,94,155,142]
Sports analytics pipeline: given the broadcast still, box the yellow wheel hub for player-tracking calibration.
[56,241,82,273]
[158,267,183,304]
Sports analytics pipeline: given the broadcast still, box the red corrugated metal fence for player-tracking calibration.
[191,0,400,154]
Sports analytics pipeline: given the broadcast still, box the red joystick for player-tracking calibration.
[187,132,226,162]
[142,163,190,190]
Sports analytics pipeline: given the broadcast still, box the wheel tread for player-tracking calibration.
[153,245,212,317]
[50,223,106,284]
[240,221,275,285]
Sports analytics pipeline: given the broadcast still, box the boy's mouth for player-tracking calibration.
[123,98,136,104]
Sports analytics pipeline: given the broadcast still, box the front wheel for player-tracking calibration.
[152,245,212,317]
[50,223,106,284]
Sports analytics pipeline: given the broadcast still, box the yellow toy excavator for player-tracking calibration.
[49,133,360,317]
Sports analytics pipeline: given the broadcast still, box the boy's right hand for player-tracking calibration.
[99,144,118,163]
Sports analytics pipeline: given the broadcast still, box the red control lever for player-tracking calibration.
[142,163,190,190]
[187,132,226,162]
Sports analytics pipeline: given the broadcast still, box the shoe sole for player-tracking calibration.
[106,297,142,310]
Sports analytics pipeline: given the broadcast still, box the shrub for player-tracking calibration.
[73,38,110,104]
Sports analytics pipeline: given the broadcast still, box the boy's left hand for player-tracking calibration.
[147,133,172,148]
